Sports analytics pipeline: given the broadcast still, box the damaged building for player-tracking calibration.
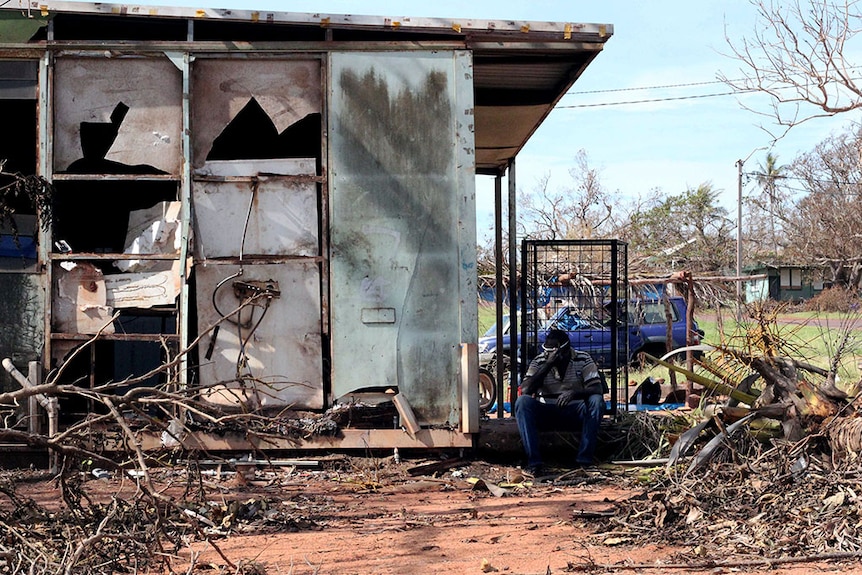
[0,1,611,453]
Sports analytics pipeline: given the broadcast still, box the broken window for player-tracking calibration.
[191,59,321,168]
[0,60,42,399]
[53,57,182,175]
[0,61,39,265]
[48,56,184,399]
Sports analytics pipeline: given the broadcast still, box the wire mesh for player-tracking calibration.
[518,239,629,417]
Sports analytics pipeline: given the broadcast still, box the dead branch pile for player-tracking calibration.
[0,465,326,575]
[1,469,175,574]
[593,304,862,562]
[601,441,862,558]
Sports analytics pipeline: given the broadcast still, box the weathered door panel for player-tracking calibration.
[329,51,475,425]
[190,58,324,411]
[195,261,323,409]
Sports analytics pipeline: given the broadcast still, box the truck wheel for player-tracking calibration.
[478,368,497,412]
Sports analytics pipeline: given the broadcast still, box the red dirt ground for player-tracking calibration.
[9,458,861,575]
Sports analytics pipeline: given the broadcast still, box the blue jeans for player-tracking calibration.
[514,393,603,468]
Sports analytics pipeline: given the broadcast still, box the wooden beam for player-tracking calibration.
[127,428,474,451]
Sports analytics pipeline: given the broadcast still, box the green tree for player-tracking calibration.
[623,183,735,274]
[752,152,787,259]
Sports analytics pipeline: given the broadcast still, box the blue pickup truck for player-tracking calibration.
[478,296,703,369]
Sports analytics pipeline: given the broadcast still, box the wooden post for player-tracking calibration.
[685,272,696,406]
[661,287,678,391]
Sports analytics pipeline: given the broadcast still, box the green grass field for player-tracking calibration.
[477,303,862,386]
[696,312,862,383]
[478,304,503,337]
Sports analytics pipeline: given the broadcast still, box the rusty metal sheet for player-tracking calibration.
[190,59,320,168]
[195,261,323,410]
[192,159,318,259]
[52,56,182,174]
[328,51,473,426]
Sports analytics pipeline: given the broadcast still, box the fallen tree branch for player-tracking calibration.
[567,550,862,572]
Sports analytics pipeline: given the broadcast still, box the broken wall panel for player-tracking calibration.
[190,59,321,168]
[51,180,179,254]
[52,56,182,174]
[195,261,324,410]
[113,201,182,273]
[192,159,318,259]
[52,262,115,335]
[328,51,474,425]
[105,260,182,309]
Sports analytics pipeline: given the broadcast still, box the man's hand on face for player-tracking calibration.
[542,342,563,364]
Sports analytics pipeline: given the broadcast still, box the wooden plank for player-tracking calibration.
[133,428,474,451]
[461,343,479,434]
[407,457,466,476]
[393,393,421,438]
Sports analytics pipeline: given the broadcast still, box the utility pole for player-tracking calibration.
[736,158,743,321]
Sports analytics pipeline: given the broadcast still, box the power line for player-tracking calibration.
[567,80,723,95]
[556,89,757,109]
[567,78,745,95]
[745,171,862,187]
[563,75,861,108]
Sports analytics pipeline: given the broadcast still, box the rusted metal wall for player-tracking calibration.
[195,261,324,410]
[193,161,319,259]
[192,160,324,410]
[328,51,476,425]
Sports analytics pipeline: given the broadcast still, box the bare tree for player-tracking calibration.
[785,124,862,288]
[518,149,615,240]
[722,0,862,135]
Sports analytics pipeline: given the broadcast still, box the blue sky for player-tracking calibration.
[132,0,857,241]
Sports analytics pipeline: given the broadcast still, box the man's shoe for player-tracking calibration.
[523,465,544,478]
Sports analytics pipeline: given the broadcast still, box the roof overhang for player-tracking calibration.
[0,2,613,174]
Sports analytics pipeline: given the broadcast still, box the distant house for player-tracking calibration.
[744,264,826,303]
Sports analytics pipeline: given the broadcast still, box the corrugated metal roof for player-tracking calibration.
[0,1,613,173]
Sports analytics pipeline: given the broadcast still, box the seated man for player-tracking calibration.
[515,329,604,475]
